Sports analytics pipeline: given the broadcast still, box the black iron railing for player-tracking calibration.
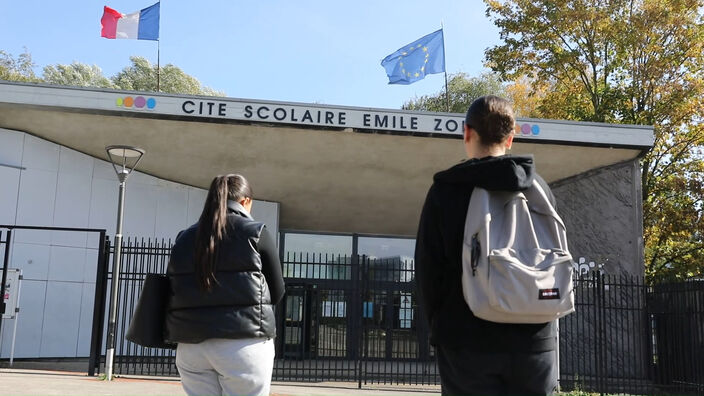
[92,237,704,394]
[648,280,704,395]
[106,238,177,376]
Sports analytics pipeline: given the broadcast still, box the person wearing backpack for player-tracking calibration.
[415,95,561,396]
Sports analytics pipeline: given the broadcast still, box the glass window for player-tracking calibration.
[282,233,353,279]
[358,237,415,261]
[358,237,416,283]
[284,233,352,256]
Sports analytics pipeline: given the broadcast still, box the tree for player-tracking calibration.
[402,72,543,117]
[1,49,225,96]
[112,56,224,96]
[484,0,704,281]
[43,62,115,88]
[402,72,505,113]
[0,48,39,82]
[503,75,548,118]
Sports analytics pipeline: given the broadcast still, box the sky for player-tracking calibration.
[0,1,502,109]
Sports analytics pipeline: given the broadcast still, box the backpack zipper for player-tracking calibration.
[471,233,480,276]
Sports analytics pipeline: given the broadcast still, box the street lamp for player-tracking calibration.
[104,145,145,381]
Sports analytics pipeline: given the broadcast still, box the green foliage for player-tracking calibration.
[402,72,505,113]
[43,62,115,88]
[401,71,545,118]
[0,48,39,82]
[1,50,224,96]
[111,56,224,96]
[484,0,704,281]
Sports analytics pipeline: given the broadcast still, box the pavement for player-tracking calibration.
[0,368,441,396]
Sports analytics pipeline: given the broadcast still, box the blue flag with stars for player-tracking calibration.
[381,29,445,85]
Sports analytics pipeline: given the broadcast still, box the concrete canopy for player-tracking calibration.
[0,82,653,236]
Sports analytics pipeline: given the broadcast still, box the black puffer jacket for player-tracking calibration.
[165,201,284,343]
[415,155,557,352]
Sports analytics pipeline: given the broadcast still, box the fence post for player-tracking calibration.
[0,230,11,338]
[357,254,367,389]
[556,319,561,392]
[590,272,600,394]
[597,272,607,396]
[88,234,110,376]
[275,231,286,361]
[348,236,360,362]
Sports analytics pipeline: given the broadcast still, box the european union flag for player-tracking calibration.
[381,29,445,85]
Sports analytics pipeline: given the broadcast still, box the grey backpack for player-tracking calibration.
[461,180,575,323]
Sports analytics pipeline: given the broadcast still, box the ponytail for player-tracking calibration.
[195,174,252,291]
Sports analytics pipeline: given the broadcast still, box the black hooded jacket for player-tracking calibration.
[415,155,557,352]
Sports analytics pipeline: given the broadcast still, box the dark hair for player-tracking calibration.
[465,95,515,145]
[195,174,253,291]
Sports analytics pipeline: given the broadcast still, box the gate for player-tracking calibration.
[273,252,438,385]
[0,225,108,376]
[357,255,436,385]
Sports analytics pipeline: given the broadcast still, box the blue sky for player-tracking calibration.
[0,1,502,109]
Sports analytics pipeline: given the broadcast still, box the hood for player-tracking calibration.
[434,154,535,191]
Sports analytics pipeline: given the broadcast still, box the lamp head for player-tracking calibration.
[106,145,145,158]
[105,145,145,181]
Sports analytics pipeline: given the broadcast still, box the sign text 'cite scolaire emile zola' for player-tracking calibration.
[180,99,470,135]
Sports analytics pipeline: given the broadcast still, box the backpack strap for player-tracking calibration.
[523,180,565,229]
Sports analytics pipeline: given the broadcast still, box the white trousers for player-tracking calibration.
[176,338,275,396]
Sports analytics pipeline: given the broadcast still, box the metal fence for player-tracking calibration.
[648,280,704,395]
[100,238,178,376]
[560,274,652,394]
[90,238,704,394]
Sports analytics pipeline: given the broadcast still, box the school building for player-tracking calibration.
[0,81,652,363]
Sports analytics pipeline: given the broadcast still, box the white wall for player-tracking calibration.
[0,128,279,358]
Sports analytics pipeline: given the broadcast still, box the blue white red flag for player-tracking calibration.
[101,2,160,40]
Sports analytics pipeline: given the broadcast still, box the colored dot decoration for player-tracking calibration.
[134,96,146,108]
[514,123,541,136]
[115,95,156,110]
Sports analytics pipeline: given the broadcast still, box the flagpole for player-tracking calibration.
[157,39,160,92]
[441,23,449,112]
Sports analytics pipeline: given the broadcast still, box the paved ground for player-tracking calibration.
[0,368,440,396]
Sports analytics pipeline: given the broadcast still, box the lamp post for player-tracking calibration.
[104,145,145,381]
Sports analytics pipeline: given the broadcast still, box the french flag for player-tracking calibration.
[101,2,160,40]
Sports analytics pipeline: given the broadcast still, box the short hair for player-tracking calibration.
[465,95,515,146]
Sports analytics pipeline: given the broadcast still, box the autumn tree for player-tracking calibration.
[503,75,548,118]
[484,0,704,281]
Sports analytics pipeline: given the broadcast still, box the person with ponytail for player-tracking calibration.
[165,174,285,396]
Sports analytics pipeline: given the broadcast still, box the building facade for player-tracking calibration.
[0,82,653,360]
